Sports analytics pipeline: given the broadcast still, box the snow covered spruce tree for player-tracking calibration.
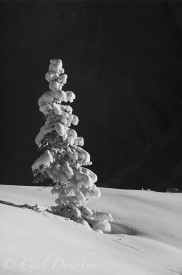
[32,59,113,233]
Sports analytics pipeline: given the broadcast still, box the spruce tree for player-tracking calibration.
[32,59,113,233]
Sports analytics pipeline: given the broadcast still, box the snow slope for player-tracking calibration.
[0,185,182,275]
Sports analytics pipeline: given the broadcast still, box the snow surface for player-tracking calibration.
[0,185,182,275]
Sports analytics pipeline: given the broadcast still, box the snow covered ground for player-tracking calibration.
[0,185,182,275]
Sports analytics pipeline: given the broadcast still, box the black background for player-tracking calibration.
[1,0,182,191]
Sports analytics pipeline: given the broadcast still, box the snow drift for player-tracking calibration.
[0,185,182,275]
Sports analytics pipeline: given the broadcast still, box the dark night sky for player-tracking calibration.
[1,1,182,191]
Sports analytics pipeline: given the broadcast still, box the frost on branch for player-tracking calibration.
[32,59,113,233]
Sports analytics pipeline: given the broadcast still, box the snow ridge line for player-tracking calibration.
[0,200,51,214]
